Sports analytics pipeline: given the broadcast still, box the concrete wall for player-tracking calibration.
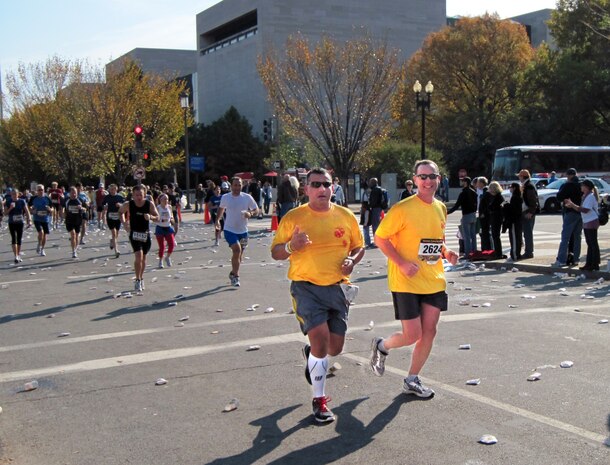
[106,48,197,79]
[196,0,446,128]
[510,9,554,48]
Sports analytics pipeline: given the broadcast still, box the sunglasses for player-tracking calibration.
[414,173,440,181]
[309,181,332,188]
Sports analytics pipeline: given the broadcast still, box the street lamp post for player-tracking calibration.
[413,80,434,159]
[180,92,191,210]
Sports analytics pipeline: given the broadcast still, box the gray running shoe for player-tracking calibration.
[369,337,387,377]
[165,256,172,267]
[40,249,46,257]
[402,376,435,398]
[158,258,164,269]
[312,396,335,423]
[135,279,142,292]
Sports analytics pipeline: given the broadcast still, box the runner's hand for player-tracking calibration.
[341,258,355,275]
[290,225,312,251]
[398,260,419,278]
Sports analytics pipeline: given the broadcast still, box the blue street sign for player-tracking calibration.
[190,155,205,173]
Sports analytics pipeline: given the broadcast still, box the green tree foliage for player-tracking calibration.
[547,0,610,141]
[189,106,269,180]
[399,15,534,177]
[258,34,405,192]
[1,57,189,185]
[363,139,445,187]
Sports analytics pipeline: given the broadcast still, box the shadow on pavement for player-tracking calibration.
[207,394,413,465]
[91,285,236,321]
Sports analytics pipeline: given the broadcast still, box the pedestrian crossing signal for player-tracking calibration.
[143,152,151,167]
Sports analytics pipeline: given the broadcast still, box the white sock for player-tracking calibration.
[308,354,328,398]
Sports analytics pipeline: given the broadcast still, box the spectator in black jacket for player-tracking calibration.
[487,181,505,259]
[448,177,478,258]
[518,170,539,259]
[476,177,493,251]
[368,178,384,237]
[552,168,582,267]
[503,182,523,262]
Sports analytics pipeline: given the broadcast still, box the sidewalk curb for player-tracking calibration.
[477,261,610,280]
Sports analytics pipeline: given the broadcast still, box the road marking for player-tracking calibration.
[1,320,605,446]
[0,278,46,285]
[0,303,602,354]
[344,352,607,445]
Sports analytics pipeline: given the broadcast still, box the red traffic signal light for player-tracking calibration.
[134,125,143,136]
[143,152,151,167]
[134,125,143,149]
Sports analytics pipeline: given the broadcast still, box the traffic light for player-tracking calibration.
[142,151,151,167]
[134,125,143,149]
[129,151,137,163]
[263,120,269,142]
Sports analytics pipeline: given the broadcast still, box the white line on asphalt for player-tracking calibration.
[0,278,46,285]
[0,303,602,354]
[343,352,607,445]
[1,315,605,446]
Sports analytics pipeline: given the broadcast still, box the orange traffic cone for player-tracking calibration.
[271,204,279,231]
[204,203,211,224]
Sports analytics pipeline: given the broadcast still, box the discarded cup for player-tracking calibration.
[155,378,167,386]
[223,398,239,412]
[560,361,574,368]
[23,380,39,392]
[246,345,261,351]
[527,372,542,381]
[328,362,342,373]
[466,378,480,385]
[459,344,471,350]
[478,434,497,445]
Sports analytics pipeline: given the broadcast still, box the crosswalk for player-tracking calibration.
[443,224,561,251]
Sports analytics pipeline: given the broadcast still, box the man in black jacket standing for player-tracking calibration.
[448,177,478,258]
[518,170,539,259]
[552,168,582,267]
[476,177,493,251]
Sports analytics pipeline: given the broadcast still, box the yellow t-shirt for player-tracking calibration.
[375,195,447,294]
[271,203,364,286]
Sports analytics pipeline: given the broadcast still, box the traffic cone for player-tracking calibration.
[204,203,211,224]
[271,204,279,231]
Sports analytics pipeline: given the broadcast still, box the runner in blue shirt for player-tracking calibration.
[30,184,53,256]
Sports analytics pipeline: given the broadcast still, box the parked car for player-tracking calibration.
[501,177,610,213]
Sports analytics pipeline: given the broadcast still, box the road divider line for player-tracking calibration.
[343,352,606,445]
[0,303,601,354]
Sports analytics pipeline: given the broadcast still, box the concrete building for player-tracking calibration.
[195,0,446,130]
[106,48,196,80]
[510,9,554,48]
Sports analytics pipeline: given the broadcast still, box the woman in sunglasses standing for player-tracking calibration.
[369,160,458,399]
[271,167,364,423]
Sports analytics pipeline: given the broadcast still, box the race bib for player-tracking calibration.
[108,212,119,220]
[418,239,443,265]
[37,210,48,216]
[11,214,23,222]
[132,231,148,242]
[68,205,80,214]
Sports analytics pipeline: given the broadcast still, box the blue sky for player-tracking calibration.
[1,0,558,79]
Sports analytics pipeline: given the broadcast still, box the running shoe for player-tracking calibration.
[115,250,120,259]
[17,255,23,262]
[134,279,142,292]
[109,239,114,250]
[302,344,312,385]
[80,239,86,245]
[233,276,240,287]
[165,256,172,267]
[402,376,435,398]
[36,244,41,254]
[40,249,46,257]
[312,396,335,423]
[72,251,78,259]
[158,258,164,269]
[140,279,145,290]
[369,337,387,377]
[214,239,219,246]
[14,258,18,264]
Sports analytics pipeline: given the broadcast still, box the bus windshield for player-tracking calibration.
[491,149,521,181]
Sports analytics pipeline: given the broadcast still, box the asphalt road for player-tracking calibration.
[0,213,608,465]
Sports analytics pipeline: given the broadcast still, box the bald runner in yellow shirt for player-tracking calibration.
[272,167,364,423]
[369,160,458,399]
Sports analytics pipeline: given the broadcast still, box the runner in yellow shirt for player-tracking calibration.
[271,167,364,423]
[369,160,458,398]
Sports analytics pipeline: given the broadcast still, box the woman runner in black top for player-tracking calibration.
[64,187,84,258]
[119,185,159,292]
